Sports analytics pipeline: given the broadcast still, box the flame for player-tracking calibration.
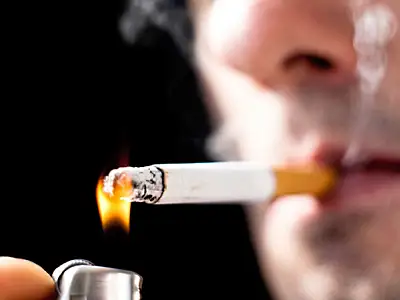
[96,176,132,233]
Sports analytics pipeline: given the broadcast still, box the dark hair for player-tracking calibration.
[119,0,193,56]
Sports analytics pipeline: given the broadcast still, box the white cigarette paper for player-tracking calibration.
[103,162,336,205]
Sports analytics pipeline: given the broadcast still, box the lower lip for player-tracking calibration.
[322,170,400,210]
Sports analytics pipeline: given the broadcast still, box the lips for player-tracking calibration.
[321,156,400,210]
[361,158,400,173]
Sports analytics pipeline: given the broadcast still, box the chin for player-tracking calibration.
[246,194,400,300]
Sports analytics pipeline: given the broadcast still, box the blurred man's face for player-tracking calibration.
[189,1,400,299]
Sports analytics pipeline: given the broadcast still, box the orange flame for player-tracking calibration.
[96,176,132,233]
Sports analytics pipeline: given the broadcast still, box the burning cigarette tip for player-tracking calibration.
[103,166,165,204]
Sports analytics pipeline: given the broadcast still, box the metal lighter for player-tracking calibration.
[52,259,143,300]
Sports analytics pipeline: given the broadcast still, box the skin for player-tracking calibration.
[190,0,400,299]
[2,1,399,299]
[0,257,55,300]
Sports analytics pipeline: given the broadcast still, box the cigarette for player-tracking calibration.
[103,162,337,205]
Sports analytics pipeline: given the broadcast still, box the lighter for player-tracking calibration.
[52,259,143,300]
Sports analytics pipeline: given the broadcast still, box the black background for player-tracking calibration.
[2,1,271,299]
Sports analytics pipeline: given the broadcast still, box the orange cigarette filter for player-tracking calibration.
[274,164,336,197]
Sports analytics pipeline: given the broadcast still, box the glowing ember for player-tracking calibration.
[96,177,132,233]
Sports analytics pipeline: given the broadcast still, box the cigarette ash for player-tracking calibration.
[103,166,165,204]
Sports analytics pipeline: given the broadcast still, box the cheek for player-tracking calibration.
[205,1,254,47]
[204,0,284,78]
[196,4,286,161]
[230,99,286,162]
[376,2,400,113]
[204,67,290,163]
[197,41,305,165]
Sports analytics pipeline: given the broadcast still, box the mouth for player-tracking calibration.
[321,156,400,210]
[354,158,400,173]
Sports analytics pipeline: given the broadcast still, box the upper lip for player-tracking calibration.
[310,145,400,173]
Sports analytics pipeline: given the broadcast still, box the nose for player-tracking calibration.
[221,1,358,87]
[272,4,358,87]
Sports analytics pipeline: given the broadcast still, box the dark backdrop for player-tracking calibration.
[2,1,271,299]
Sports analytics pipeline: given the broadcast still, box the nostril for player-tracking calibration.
[284,53,336,72]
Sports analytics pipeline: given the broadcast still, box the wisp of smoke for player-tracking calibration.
[119,0,193,54]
